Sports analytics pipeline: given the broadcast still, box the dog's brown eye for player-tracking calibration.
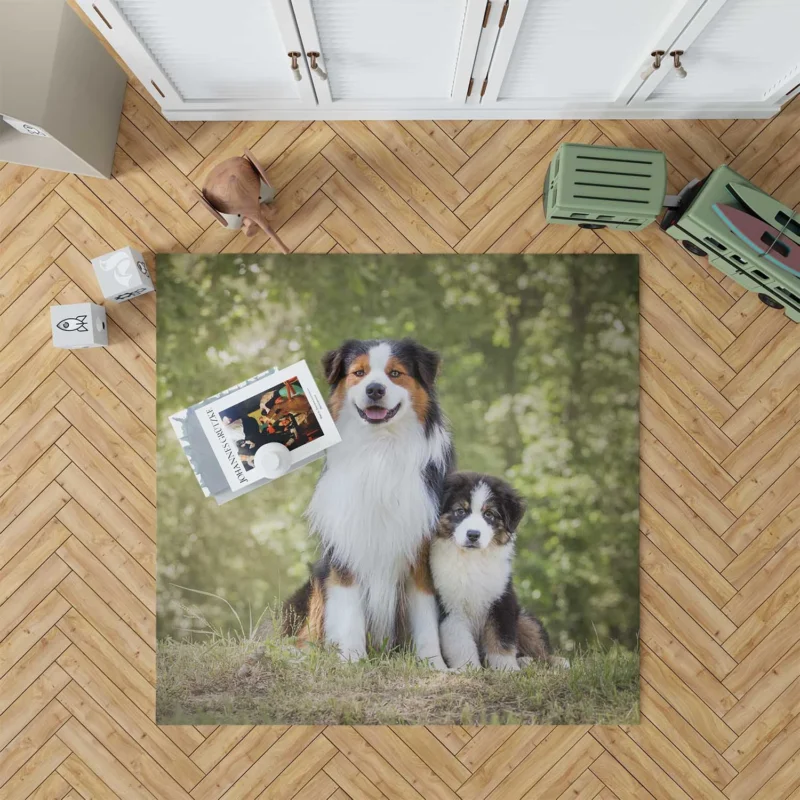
[389,369,401,378]
[453,508,467,520]
[484,510,496,523]
[353,369,365,377]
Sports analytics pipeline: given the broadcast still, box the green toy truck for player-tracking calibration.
[544,142,800,322]
[660,165,800,322]
[543,143,667,231]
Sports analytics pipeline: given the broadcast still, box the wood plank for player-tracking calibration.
[190,727,288,800]
[641,428,737,537]
[640,392,736,500]
[3,76,800,800]
[57,569,155,681]
[56,718,158,800]
[116,115,202,211]
[400,121,469,174]
[111,147,202,248]
[57,754,119,800]
[57,646,203,790]
[0,263,68,349]
[724,567,800,660]
[641,285,736,390]
[56,391,155,504]
[55,427,155,536]
[0,228,68,315]
[640,357,735,463]
[641,501,736,608]
[641,535,736,644]
[640,681,737,790]
[323,134,455,252]
[122,85,202,174]
[365,120,469,210]
[322,173,415,254]
[723,493,800,587]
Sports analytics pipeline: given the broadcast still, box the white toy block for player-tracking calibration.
[51,303,107,349]
[91,246,154,302]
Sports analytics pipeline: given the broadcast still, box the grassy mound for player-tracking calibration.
[157,637,639,726]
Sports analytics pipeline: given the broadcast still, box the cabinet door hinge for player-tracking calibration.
[499,1,509,27]
[482,0,492,27]
[467,77,475,97]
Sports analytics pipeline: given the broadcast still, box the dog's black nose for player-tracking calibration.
[366,382,386,401]
[466,530,480,543]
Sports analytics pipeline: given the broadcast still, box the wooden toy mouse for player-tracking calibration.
[197,148,290,253]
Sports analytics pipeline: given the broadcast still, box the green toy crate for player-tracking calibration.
[661,164,800,323]
[544,143,667,231]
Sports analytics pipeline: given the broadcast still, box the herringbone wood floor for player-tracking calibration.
[3,53,800,799]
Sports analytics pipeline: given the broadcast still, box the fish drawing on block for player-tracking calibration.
[56,315,89,333]
[712,203,800,276]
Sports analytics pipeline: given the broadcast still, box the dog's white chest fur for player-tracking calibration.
[430,538,512,634]
[307,412,447,642]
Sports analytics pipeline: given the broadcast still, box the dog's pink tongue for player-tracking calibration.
[365,406,389,420]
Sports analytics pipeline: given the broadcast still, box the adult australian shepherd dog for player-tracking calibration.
[284,338,453,669]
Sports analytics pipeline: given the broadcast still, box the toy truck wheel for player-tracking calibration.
[578,223,606,229]
[681,240,707,257]
[758,293,784,310]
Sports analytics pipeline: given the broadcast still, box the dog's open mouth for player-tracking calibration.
[356,403,401,424]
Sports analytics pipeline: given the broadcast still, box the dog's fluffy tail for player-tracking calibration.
[517,612,552,660]
[281,579,311,636]
[517,611,570,668]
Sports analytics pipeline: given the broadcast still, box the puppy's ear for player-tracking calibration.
[321,346,346,385]
[501,484,526,534]
[404,339,441,389]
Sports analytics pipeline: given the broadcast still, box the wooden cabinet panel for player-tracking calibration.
[76,0,316,111]
[488,0,700,104]
[648,0,800,104]
[292,0,487,107]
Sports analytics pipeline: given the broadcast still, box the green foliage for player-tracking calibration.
[157,253,639,651]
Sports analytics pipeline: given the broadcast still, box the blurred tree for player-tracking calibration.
[157,253,639,651]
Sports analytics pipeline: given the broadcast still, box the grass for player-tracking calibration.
[156,635,639,726]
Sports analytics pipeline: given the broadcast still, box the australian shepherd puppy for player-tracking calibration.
[431,472,563,671]
[284,338,454,669]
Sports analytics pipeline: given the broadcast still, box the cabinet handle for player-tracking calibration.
[670,50,687,79]
[307,52,328,81]
[288,52,302,81]
[640,50,665,81]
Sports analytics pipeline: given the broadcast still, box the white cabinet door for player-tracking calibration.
[634,0,800,110]
[480,0,706,112]
[289,0,487,109]
[76,0,316,113]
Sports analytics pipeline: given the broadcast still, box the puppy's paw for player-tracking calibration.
[424,655,450,672]
[549,656,571,669]
[337,647,366,663]
[451,659,482,673]
[487,654,520,671]
[517,656,533,668]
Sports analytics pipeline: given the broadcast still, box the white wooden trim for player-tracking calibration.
[479,0,529,104]
[76,0,317,110]
[74,0,183,107]
[613,0,710,105]
[162,102,779,122]
[628,0,729,105]
[291,0,488,107]
[762,64,800,106]
[288,0,332,104]
[267,0,318,106]
[452,0,491,104]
